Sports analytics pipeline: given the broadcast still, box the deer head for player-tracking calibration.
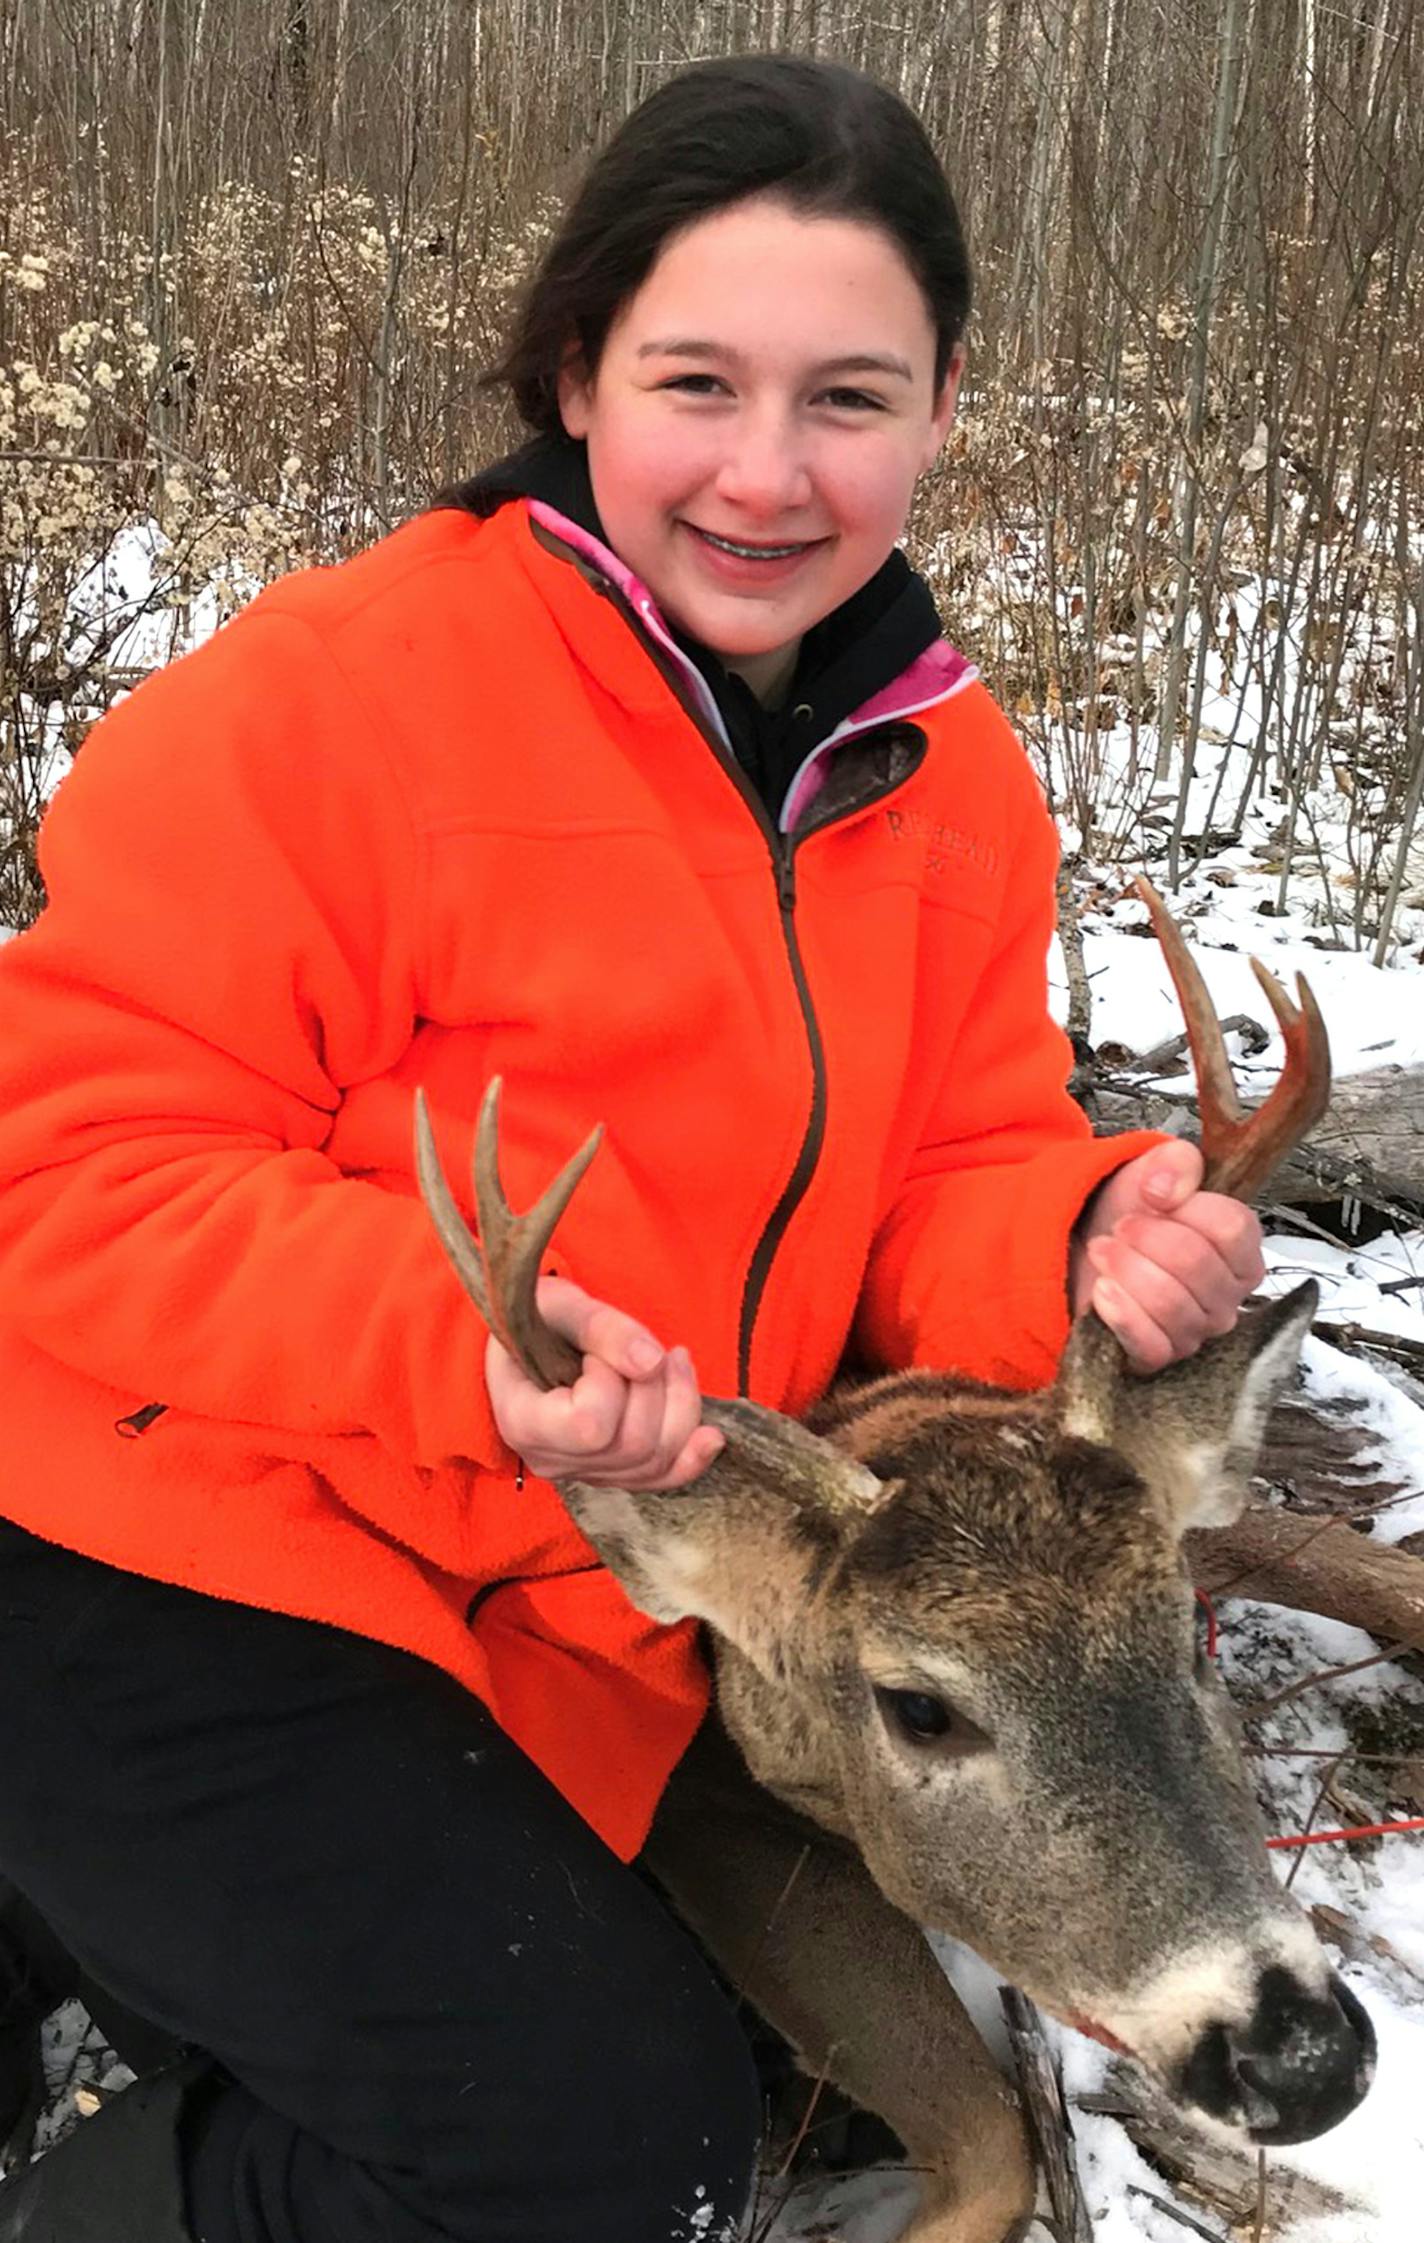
[416,881,1373,2145]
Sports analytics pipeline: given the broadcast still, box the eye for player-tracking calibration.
[817,387,886,413]
[875,1685,981,1752]
[660,373,728,397]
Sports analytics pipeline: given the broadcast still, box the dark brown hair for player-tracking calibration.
[488,53,971,434]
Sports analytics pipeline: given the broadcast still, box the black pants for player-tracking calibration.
[0,1522,761,2242]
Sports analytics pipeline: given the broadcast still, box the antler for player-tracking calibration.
[1133,876,1330,1200]
[414,1080,600,1392]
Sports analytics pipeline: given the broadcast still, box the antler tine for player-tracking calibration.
[474,1079,604,1391]
[1232,954,1332,1194]
[414,1087,495,1322]
[1134,876,1245,1130]
[1133,876,1331,1202]
[414,1080,601,1393]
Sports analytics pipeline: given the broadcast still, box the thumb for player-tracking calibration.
[1089,1139,1202,1236]
[534,1274,664,1379]
[1128,1138,1204,1215]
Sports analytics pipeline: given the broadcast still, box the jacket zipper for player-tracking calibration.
[736,832,826,1395]
[553,545,923,1402]
[655,712,934,1398]
[617,645,831,1391]
[659,731,850,1398]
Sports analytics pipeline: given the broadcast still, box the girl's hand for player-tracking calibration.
[1070,1141,1266,1373]
[484,1275,725,1488]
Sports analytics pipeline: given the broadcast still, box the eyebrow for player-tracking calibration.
[635,338,915,382]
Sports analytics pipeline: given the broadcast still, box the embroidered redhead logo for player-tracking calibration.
[884,807,1000,880]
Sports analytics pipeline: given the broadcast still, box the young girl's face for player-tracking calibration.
[558,197,963,704]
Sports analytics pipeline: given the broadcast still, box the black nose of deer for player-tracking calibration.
[1180,1968,1376,2143]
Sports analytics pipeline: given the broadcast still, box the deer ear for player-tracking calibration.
[557,1398,889,1676]
[1057,1280,1319,1533]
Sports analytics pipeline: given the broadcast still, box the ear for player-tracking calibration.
[556,344,594,441]
[1056,1280,1319,1533]
[922,341,966,468]
[557,1398,892,1679]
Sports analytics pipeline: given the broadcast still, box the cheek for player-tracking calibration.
[824,443,924,537]
[591,414,713,516]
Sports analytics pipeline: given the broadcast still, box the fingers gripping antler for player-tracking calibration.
[416,1083,892,1524]
[414,1080,601,1392]
[1134,876,1331,1200]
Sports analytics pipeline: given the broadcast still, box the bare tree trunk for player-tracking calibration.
[1155,0,1253,795]
[1373,562,1424,966]
[1299,0,1317,235]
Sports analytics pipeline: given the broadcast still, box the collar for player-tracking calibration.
[444,438,978,829]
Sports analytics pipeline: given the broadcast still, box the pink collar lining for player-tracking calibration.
[526,499,979,832]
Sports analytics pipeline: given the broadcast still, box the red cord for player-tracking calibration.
[1267,1817,1424,1852]
[1197,1589,1424,1850]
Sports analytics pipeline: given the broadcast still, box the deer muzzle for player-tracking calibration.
[1177,1965,1375,2143]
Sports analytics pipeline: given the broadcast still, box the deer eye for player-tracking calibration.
[876,1686,957,1745]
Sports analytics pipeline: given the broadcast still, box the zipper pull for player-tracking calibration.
[776,845,797,913]
[115,1401,168,1438]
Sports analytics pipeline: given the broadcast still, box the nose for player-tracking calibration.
[1179,1967,1375,2143]
[713,409,812,519]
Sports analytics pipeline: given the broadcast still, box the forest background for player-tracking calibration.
[1,0,1421,964]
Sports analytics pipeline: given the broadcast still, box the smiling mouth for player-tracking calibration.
[688,525,820,561]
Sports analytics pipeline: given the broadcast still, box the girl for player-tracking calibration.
[0,52,1262,2243]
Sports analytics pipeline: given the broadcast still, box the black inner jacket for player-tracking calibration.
[439,438,944,821]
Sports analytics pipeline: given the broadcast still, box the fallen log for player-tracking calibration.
[999,1990,1092,2243]
[1256,1390,1413,1515]
[1189,1504,1424,1659]
[1317,1321,1424,1393]
[1084,1063,1424,1216]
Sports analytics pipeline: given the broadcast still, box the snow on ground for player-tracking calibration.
[5,516,259,850]
[1061,1579,1424,2243]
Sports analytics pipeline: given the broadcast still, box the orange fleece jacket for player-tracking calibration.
[0,503,1156,1858]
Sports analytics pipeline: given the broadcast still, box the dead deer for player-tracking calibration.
[415,879,1372,2243]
